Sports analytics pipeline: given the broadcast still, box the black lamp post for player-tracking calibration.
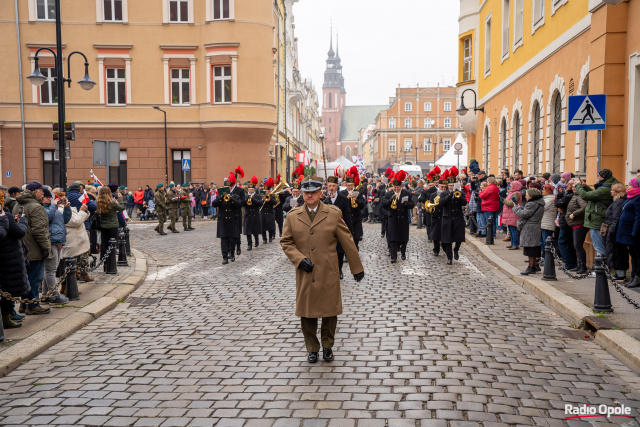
[26,0,95,189]
[456,88,485,116]
[153,106,169,186]
[413,140,423,166]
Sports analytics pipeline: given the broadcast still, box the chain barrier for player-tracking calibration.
[602,263,640,310]
[468,212,487,231]
[549,245,594,280]
[87,244,113,273]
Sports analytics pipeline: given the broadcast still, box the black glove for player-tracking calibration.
[298,258,314,273]
[353,271,364,282]
[42,249,50,260]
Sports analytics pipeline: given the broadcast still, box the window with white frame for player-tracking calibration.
[444,118,451,129]
[485,16,492,74]
[443,138,451,151]
[170,0,189,22]
[424,118,432,129]
[106,68,126,105]
[532,0,545,31]
[213,0,230,20]
[213,65,232,103]
[551,0,567,15]
[405,119,412,129]
[424,138,432,152]
[388,139,396,152]
[513,0,523,49]
[502,0,510,59]
[463,37,473,81]
[39,67,58,105]
[103,0,123,21]
[171,68,190,105]
[404,102,412,112]
[444,102,451,112]
[404,139,412,152]
[424,101,431,112]
[389,118,396,129]
[37,0,56,20]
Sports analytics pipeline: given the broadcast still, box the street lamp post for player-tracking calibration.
[27,0,95,189]
[456,88,485,116]
[152,107,168,186]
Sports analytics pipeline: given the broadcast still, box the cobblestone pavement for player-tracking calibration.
[1,221,640,426]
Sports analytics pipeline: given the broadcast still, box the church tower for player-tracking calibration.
[322,31,346,161]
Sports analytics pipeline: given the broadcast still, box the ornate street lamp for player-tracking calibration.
[456,88,484,116]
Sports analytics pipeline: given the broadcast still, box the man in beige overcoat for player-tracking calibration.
[281,176,364,363]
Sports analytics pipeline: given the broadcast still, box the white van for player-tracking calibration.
[393,164,423,178]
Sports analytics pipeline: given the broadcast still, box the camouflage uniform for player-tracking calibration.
[180,186,193,230]
[154,187,167,234]
[167,186,180,232]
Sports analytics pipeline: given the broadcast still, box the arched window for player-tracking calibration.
[484,126,491,172]
[501,118,508,170]
[552,92,562,173]
[345,146,351,159]
[532,101,541,174]
[513,111,520,170]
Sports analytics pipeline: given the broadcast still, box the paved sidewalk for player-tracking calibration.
[0,249,147,375]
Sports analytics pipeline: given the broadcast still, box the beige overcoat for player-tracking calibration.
[280,202,364,318]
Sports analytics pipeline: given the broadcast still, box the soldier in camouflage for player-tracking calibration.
[166,183,180,233]
[180,182,194,231]
[154,183,167,236]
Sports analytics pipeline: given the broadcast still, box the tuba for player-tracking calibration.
[425,195,440,213]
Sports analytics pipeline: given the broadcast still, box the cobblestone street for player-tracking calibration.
[1,222,640,426]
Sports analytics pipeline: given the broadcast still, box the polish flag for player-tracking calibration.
[90,172,103,187]
[79,191,89,205]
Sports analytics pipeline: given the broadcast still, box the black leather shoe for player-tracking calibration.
[255,240,259,247]
[159,232,167,236]
[447,258,453,265]
[626,276,640,289]
[390,258,397,264]
[269,236,273,243]
[247,246,252,251]
[339,271,343,280]
[172,229,180,233]
[307,352,318,363]
[188,227,195,230]
[237,247,241,256]
[401,253,406,260]
[454,250,459,260]
[263,239,267,244]
[222,259,229,265]
[322,348,334,362]
[154,226,159,233]
[229,252,235,262]
[521,267,536,275]
[433,250,439,256]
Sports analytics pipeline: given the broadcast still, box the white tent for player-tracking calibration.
[435,133,468,170]
[315,161,342,179]
[333,156,355,167]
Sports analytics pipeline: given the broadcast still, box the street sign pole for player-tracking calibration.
[597,129,602,172]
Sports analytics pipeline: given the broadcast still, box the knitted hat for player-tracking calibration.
[26,181,43,191]
[561,171,572,182]
[42,188,53,198]
[550,173,561,184]
[108,183,118,193]
[93,183,100,187]
[598,168,613,180]
[68,182,82,191]
[527,188,542,198]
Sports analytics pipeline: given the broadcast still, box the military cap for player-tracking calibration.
[301,176,323,192]
[292,182,301,190]
[344,176,355,184]
[169,183,175,188]
[157,183,164,189]
[327,176,339,184]
[119,185,126,190]
[182,182,189,187]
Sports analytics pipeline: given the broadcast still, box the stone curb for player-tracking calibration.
[466,234,640,373]
[0,248,148,376]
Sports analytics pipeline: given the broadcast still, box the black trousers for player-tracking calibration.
[389,241,407,260]
[442,242,462,259]
[432,240,441,254]
[221,237,233,258]
[90,228,98,254]
[300,316,337,352]
[337,249,345,271]
[246,234,259,246]
[262,229,275,241]
[276,218,283,236]
[100,228,118,262]
[628,244,640,278]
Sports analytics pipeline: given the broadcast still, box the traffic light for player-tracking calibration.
[53,122,75,141]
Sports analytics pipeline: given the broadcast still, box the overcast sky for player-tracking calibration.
[292,0,460,107]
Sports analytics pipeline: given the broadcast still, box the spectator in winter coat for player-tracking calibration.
[555,181,577,270]
[540,184,557,259]
[501,181,523,250]
[12,182,51,315]
[615,178,640,288]
[125,191,135,219]
[470,172,488,237]
[67,182,97,231]
[468,158,480,174]
[574,168,619,257]
[513,188,546,275]
[565,181,589,275]
[133,186,145,219]
[97,186,126,263]
[479,176,500,239]
[144,185,155,203]
[62,205,91,264]
[603,183,628,281]
[42,188,72,304]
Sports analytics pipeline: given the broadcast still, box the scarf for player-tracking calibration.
[627,178,640,199]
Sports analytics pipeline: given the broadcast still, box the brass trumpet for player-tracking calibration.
[247,194,253,205]
[390,192,399,210]
[349,192,358,208]
[425,195,440,212]
[223,193,231,202]
[454,190,462,199]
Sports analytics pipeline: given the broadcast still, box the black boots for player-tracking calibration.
[308,352,318,363]
[447,257,453,265]
[626,276,640,289]
[229,252,235,262]
[454,249,459,260]
[323,348,334,361]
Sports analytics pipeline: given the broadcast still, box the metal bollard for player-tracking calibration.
[124,227,132,256]
[65,257,80,301]
[469,214,477,234]
[117,230,129,267]
[593,254,613,312]
[542,236,557,281]
[485,215,494,245]
[105,237,118,275]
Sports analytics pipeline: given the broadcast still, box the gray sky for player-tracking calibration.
[292,0,460,107]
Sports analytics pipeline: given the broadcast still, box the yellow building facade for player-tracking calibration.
[457,0,640,184]
[0,0,316,188]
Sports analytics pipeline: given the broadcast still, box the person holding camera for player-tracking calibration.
[12,181,52,315]
[42,188,72,305]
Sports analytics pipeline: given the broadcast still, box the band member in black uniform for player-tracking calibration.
[377,182,388,237]
[340,170,366,250]
[211,172,243,264]
[419,172,438,243]
[283,182,304,212]
[358,175,369,223]
[439,167,467,265]
[381,170,415,263]
[323,175,353,279]
[243,176,263,251]
[428,172,446,256]
[261,177,277,243]
[274,174,286,237]
[231,166,245,256]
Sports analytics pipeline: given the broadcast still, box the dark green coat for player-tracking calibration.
[98,199,125,229]
[13,190,51,261]
[575,176,619,229]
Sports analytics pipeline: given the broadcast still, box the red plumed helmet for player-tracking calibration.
[228,172,236,185]
[385,167,392,176]
[450,166,459,178]
[276,173,281,182]
[250,175,258,185]
[433,166,441,174]
[235,166,244,179]
[265,177,275,188]
[388,171,395,181]
[297,174,304,183]
[354,174,360,187]
[442,169,449,180]
[293,163,304,177]
[349,166,358,178]
[395,170,407,182]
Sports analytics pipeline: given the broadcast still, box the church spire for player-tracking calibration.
[327,25,335,58]
[335,33,342,69]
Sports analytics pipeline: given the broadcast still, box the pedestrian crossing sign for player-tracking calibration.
[568,94,606,131]
[182,159,191,171]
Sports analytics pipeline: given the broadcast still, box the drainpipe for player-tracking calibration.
[15,0,27,183]
[283,1,289,180]
[275,12,280,177]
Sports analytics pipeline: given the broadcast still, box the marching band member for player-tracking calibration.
[439,167,467,265]
[324,174,353,280]
[428,171,446,256]
[340,167,366,250]
[211,172,243,264]
[261,177,277,243]
[243,176,263,251]
[381,170,415,263]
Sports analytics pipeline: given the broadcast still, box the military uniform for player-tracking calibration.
[382,184,415,262]
[419,183,437,242]
[211,187,243,264]
[154,184,167,235]
[440,187,467,264]
[261,190,277,243]
[243,177,263,250]
[323,177,353,278]
[429,181,444,256]
[339,179,366,250]
[166,185,180,233]
[231,184,245,255]
[283,183,304,212]
[180,184,193,231]
[274,192,286,237]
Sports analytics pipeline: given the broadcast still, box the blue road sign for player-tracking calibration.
[5,171,10,178]
[568,94,606,131]
[182,159,191,171]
